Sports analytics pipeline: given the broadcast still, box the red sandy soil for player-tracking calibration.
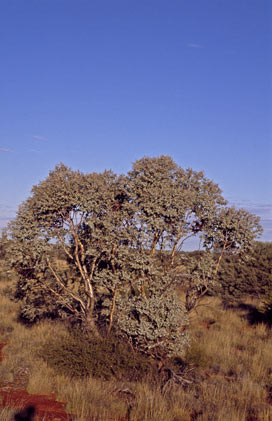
[1,389,72,420]
[0,342,73,420]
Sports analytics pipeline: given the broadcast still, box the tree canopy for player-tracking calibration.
[7,156,263,356]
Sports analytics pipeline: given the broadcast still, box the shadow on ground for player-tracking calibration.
[236,302,272,327]
[238,303,267,325]
[221,300,271,327]
[14,406,35,421]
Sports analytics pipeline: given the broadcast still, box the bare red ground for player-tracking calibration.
[0,342,73,420]
[1,389,71,420]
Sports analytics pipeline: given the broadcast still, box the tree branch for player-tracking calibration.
[39,277,79,315]
[46,258,86,312]
[56,233,73,261]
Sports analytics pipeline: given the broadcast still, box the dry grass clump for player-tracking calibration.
[0,284,18,342]
[0,275,272,420]
[185,296,272,420]
[0,407,16,421]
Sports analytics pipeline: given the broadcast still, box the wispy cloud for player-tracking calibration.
[29,149,40,153]
[186,43,202,49]
[32,135,47,141]
[0,148,13,153]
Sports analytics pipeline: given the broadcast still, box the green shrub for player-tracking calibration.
[41,330,157,380]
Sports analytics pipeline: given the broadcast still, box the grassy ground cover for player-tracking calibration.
[0,277,272,421]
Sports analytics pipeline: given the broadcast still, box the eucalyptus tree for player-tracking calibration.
[7,156,263,357]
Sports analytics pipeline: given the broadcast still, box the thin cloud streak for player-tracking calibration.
[29,149,40,153]
[32,135,47,141]
[186,43,202,49]
[0,148,13,153]
[230,200,272,220]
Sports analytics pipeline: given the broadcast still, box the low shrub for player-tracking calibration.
[41,330,157,381]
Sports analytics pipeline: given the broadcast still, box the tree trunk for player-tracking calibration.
[83,308,100,338]
[108,289,117,334]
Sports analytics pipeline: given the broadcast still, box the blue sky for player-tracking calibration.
[0,0,271,248]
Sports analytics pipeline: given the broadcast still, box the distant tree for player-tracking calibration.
[214,241,272,298]
[7,156,263,356]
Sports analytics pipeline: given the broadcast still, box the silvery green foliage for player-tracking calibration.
[7,156,263,355]
[202,206,263,255]
[7,164,112,328]
[115,289,189,356]
[127,156,226,253]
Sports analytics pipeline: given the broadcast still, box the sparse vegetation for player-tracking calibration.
[1,273,272,420]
